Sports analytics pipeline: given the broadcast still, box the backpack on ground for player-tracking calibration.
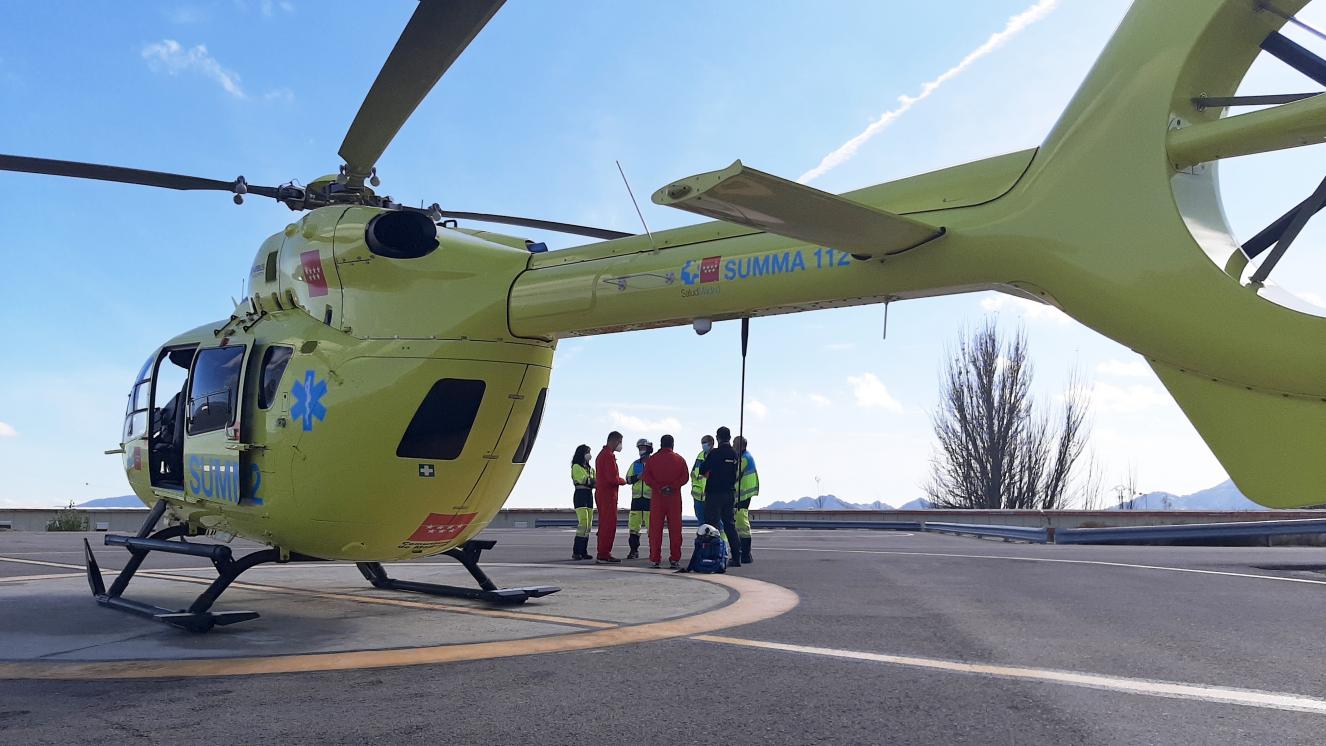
[687,531,728,574]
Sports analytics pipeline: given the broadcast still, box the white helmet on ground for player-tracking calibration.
[698,524,719,537]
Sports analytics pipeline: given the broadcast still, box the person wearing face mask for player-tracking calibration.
[691,434,715,529]
[700,426,742,568]
[594,431,628,563]
[624,438,654,560]
[570,444,595,560]
[733,435,759,564]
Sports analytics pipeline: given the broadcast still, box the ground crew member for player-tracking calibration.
[595,431,627,563]
[733,435,759,564]
[624,438,654,560]
[643,434,689,569]
[570,444,595,560]
[700,426,742,568]
[691,434,714,527]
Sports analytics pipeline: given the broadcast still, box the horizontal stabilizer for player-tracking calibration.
[1151,361,1326,509]
[651,160,944,258]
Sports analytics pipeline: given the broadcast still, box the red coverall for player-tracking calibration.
[594,446,626,558]
[642,447,689,564]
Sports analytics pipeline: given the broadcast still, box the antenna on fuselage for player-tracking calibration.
[616,160,657,252]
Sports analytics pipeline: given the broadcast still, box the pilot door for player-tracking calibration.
[182,343,259,507]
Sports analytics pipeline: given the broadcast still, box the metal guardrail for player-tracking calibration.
[534,518,923,531]
[922,522,1050,544]
[534,515,1326,545]
[1055,518,1326,544]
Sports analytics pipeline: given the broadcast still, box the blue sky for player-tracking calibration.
[4,1,1326,509]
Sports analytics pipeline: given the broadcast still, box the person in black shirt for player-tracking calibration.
[700,426,742,568]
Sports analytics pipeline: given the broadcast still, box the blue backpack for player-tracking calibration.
[687,533,728,574]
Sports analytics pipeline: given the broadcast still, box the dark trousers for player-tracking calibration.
[704,491,740,560]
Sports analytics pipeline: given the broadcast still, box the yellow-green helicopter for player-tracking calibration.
[3,0,1326,631]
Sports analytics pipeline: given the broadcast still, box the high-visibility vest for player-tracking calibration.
[691,450,708,499]
[571,463,594,489]
[737,452,759,503]
[628,459,652,500]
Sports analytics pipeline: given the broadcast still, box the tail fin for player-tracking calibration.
[1151,361,1326,508]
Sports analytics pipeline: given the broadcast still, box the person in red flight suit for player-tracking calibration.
[643,433,690,569]
[594,430,627,563]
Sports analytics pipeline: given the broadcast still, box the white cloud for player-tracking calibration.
[847,373,903,412]
[608,410,683,434]
[747,399,769,419]
[810,393,833,407]
[824,342,855,352]
[1096,358,1151,377]
[798,0,1059,184]
[141,39,245,98]
[980,293,1070,324]
[263,87,294,103]
[0,421,16,438]
[1090,382,1172,414]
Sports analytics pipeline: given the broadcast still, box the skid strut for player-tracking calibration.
[357,539,559,605]
[83,500,316,632]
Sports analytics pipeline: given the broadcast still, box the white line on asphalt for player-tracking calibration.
[696,635,1326,715]
[758,546,1326,586]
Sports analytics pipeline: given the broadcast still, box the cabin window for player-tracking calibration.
[512,388,548,464]
[396,379,486,460]
[123,353,155,441]
[258,345,294,409]
[187,346,246,435]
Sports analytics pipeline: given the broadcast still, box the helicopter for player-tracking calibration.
[4,0,1326,632]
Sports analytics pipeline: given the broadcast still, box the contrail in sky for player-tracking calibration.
[797,0,1060,185]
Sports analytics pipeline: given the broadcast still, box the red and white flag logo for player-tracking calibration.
[407,512,478,543]
[300,250,328,297]
[699,255,721,283]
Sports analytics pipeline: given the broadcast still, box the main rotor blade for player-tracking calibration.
[0,154,280,198]
[437,210,632,240]
[338,0,504,185]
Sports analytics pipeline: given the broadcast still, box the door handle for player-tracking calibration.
[225,443,267,452]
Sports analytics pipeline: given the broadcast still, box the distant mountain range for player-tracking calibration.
[762,494,933,511]
[1110,480,1266,511]
[76,495,145,508]
[760,481,1267,511]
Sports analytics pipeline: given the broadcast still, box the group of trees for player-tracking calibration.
[925,320,1096,510]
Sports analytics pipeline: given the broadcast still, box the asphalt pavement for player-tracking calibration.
[3,527,1326,744]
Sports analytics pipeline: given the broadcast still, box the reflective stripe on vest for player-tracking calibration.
[629,460,652,500]
[691,451,708,499]
[572,463,595,488]
[738,453,759,501]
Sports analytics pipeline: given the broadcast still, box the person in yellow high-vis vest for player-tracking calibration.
[624,438,654,560]
[570,444,595,560]
[691,434,714,528]
[733,435,759,564]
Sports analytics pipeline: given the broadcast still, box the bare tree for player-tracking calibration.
[925,320,1092,510]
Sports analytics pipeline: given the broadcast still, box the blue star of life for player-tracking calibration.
[291,369,328,432]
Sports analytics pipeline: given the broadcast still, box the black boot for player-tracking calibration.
[627,533,640,560]
[573,536,590,560]
[740,537,753,564]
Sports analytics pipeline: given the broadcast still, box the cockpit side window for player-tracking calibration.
[258,345,294,409]
[123,353,155,442]
[187,346,246,435]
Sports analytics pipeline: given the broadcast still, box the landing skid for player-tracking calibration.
[83,500,318,633]
[357,539,559,605]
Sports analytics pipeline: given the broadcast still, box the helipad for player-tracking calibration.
[0,553,797,679]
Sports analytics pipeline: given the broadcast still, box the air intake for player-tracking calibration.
[364,210,439,259]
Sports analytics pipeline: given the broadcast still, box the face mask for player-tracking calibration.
[638,449,648,458]
[702,443,712,454]
[614,443,622,452]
